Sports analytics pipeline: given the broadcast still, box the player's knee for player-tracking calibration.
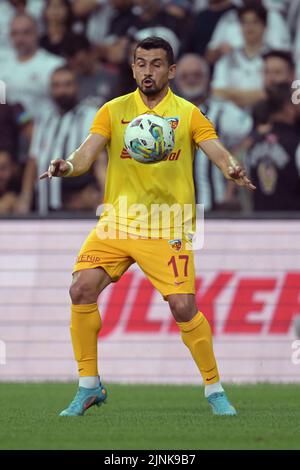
[168,295,197,322]
[69,279,98,304]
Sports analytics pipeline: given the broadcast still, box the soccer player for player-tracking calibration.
[40,37,255,416]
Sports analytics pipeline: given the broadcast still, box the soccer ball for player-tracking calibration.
[124,114,175,163]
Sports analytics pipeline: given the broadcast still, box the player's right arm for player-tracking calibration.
[39,133,108,180]
[40,103,111,180]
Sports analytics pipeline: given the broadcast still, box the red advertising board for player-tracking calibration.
[0,220,299,383]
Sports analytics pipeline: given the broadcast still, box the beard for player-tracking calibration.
[139,85,160,96]
[54,95,77,112]
[137,78,165,96]
[179,84,207,101]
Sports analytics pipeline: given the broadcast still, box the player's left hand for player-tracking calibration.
[39,159,70,180]
[226,157,256,191]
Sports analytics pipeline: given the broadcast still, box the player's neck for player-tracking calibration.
[139,86,169,110]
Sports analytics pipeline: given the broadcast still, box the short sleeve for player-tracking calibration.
[190,107,218,144]
[90,103,111,139]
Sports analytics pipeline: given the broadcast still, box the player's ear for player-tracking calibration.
[132,63,136,79]
[168,64,176,80]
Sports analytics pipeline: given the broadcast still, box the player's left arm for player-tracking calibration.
[191,107,255,191]
[198,138,256,191]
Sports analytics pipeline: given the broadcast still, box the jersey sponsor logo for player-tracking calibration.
[120,148,181,161]
[163,149,181,161]
[168,239,182,252]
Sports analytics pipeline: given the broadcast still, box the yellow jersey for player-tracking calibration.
[90,87,218,238]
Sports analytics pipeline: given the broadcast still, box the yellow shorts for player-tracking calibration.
[73,228,195,299]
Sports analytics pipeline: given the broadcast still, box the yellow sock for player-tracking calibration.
[177,311,220,385]
[70,303,101,377]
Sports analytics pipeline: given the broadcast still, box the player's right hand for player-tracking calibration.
[39,159,70,180]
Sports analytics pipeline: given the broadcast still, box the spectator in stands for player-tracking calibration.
[101,0,183,65]
[70,0,111,44]
[15,66,104,214]
[263,0,291,15]
[185,0,236,57]
[175,53,253,149]
[0,0,44,65]
[288,0,300,78]
[211,3,268,109]
[235,51,296,139]
[66,35,118,107]
[165,0,191,20]
[173,53,210,108]
[193,0,210,10]
[263,50,295,92]
[236,51,296,150]
[229,51,296,210]
[162,0,193,51]
[206,0,291,65]
[71,0,101,18]
[0,103,31,163]
[0,14,64,121]
[129,0,182,40]
[75,0,134,63]
[174,53,247,211]
[40,0,83,58]
[0,150,19,215]
[247,84,300,211]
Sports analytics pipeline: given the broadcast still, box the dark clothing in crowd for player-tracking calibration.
[127,9,182,41]
[185,4,236,55]
[247,123,300,211]
[40,32,85,58]
[0,103,29,159]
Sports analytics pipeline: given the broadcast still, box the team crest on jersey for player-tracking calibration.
[166,117,179,130]
[168,239,182,251]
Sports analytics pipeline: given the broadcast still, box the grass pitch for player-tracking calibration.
[0,383,299,450]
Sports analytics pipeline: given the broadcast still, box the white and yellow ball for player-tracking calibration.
[124,114,175,163]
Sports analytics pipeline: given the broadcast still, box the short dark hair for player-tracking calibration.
[52,65,77,78]
[64,34,91,58]
[44,0,73,28]
[262,50,295,72]
[238,1,267,26]
[134,36,175,65]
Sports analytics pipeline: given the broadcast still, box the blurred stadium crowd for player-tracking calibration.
[0,0,300,215]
